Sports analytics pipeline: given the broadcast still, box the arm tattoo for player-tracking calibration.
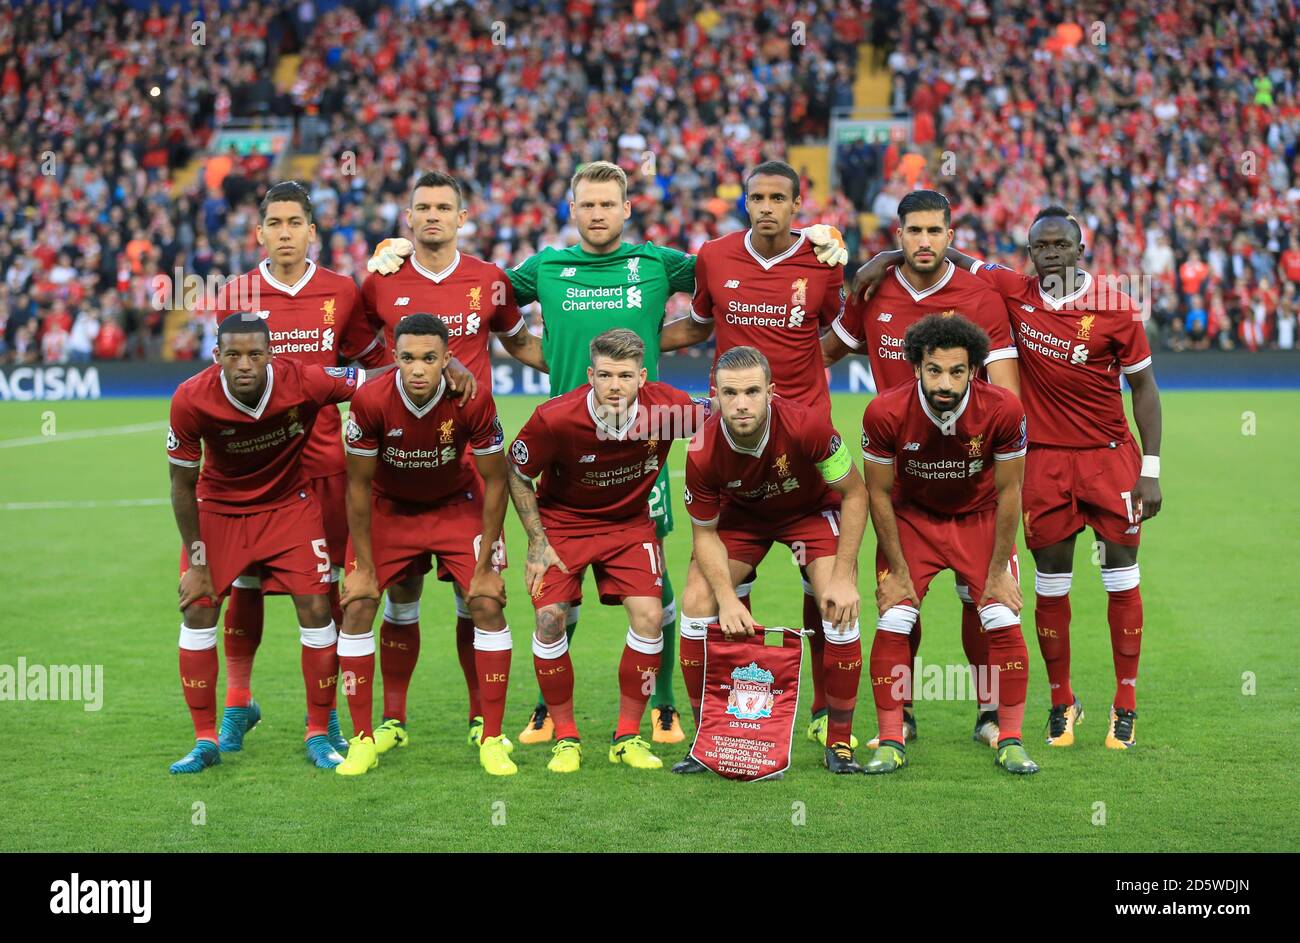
[508,464,547,545]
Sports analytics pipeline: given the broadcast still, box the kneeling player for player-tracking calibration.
[861,314,1039,775]
[507,329,707,773]
[167,314,368,773]
[673,346,867,774]
[335,314,513,776]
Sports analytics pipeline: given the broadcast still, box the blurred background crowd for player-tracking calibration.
[2,0,1297,364]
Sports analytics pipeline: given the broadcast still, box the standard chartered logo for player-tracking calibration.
[1070,344,1089,365]
[788,304,806,328]
[466,313,481,334]
[322,327,335,351]
[627,286,642,308]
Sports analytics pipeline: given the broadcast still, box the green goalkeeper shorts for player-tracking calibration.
[649,465,674,539]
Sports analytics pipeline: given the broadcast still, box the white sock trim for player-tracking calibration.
[877,605,918,635]
[532,633,568,659]
[1100,564,1140,592]
[384,598,420,625]
[680,614,713,640]
[821,618,861,645]
[337,631,375,657]
[625,628,664,655]
[660,599,677,627]
[474,626,513,652]
[954,582,973,604]
[978,604,1020,631]
[801,578,814,595]
[1034,570,1073,597]
[735,581,753,599]
[566,604,582,627]
[329,565,342,585]
[178,624,217,650]
[453,586,471,620]
[231,574,262,590]
[300,621,338,649]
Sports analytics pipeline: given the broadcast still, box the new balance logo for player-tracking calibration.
[220,428,237,436]
[386,428,403,437]
[578,454,596,463]
[1021,304,1035,312]
[726,480,743,488]
[902,442,920,450]
[561,267,577,277]
[877,312,893,322]
[724,279,740,289]
[394,297,410,306]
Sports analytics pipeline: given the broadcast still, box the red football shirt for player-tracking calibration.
[510,381,707,535]
[861,377,1027,516]
[167,358,365,513]
[969,262,1153,448]
[831,260,1017,390]
[361,251,526,389]
[344,370,504,506]
[691,229,844,418]
[215,259,386,480]
[684,396,846,527]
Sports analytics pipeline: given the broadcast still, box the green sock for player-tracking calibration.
[650,574,677,709]
[535,620,578,710]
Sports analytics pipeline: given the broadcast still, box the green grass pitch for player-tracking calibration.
[0,390,1295,852]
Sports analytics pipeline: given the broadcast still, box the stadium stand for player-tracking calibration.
[2,0,1297,363]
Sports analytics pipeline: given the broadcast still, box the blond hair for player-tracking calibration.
[571,160,628,202]
[589,328,645,366]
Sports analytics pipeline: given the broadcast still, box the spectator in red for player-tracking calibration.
[94,316,128,360]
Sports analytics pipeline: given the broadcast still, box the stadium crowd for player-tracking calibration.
[2,0,1298,363]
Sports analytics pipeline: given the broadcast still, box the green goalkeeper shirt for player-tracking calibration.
[507,241,696,395]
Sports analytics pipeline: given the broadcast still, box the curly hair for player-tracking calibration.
[903,313,990,368]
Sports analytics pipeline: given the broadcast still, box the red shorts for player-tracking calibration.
[346,493,505,592]
[875,505,1019,605]
[716,503,843,568]
[531,519,662,609]
[1022,440,1142,550]
[178,493,332,605]
[309,472,348,568]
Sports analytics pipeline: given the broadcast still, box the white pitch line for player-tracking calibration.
[1,498,169,511]
[0,421,168,449]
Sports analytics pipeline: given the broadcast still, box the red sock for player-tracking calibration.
[804,591,826,715]
[961,601,994,707]
[1107,586,1143,711]
[179,630,219,742]
[456,614,482,721]
[300,623,339,739]
[904,614,922,708]
[1034,590,1073,707]
[616,631,662,739]
[869,630,912,745]
[987,626,1029,742]
[474,627,512,739]
[679,617,708,726]
[379,617,420,723]
[223,585,263,708]
[337,631,375,740]
[824,628,862,747]
[533,634,578,740]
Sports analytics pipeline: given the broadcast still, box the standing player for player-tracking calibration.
[370,160,847,746]
[673,346,868,774]
[360,172,545,751]
[333,314,514,777]
[659,160,853,751]
[506,329,708,773]
[936,207,1163,749]
[211,181,389,758]
[821,190,1020,750]
[860,314,1038,775]
[167,313,368,773]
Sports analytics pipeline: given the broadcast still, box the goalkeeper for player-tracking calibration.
[368,160,847,746]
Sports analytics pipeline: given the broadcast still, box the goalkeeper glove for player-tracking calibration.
[366,237,414,275]
[804,224,848,267]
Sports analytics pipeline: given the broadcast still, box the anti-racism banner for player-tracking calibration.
[690,624,803,782]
